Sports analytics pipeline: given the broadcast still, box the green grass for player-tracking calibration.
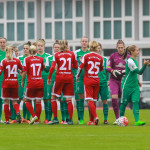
[0,109,150,150]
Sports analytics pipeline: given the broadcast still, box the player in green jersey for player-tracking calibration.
[36,39,51,124]
[0,37,7,123]
[74,36,90,124]
[120,45,150,126]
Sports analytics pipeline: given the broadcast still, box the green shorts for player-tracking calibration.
[120,87,140,104]
[73,79,79,100]
[97,82,110,101]
[18,82,24,99]
[47,81,54,99]
[77,79,84,94]
[0,81,2,98]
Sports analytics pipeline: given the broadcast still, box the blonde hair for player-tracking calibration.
[37,38,46,46]
[89,41,98,52]
[60,40,68,52]
[123,45,136,60]
[6,46,13,61]
[29,45,37,55]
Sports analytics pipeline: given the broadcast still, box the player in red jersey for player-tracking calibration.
[21,45,45,124]
[47,40,78,125]
[77,41,104,125]
[0,46,22,124]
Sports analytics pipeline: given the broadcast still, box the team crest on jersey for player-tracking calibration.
[79,56,83,62]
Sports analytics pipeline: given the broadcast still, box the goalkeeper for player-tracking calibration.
[107,40,130,125]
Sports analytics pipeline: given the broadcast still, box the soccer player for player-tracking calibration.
[21,45,45,124]
[120,45,149,126]
[0,37,7,123]
[36,39,51,124]
[45,40,60,123]
[18,42,31,124]
[13,46,19,57]
[47,40,78,125]
[107,40,130,124]
[74,36,90,124]
[87,43,110,125]
[77,41,104,125]
[0,46,22,124]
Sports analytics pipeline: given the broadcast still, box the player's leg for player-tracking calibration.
[77,79,84,124]
[60,98,65,124]
[9,101,17,124]
[4,99,10,124]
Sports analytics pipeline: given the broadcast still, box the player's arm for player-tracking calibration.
[106,58,110,81]
[73,52,78,69]
[44,57,50,73]
[21,71,27,88]
[0,60,4,76]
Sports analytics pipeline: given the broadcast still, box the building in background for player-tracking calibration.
[0,0,150,97]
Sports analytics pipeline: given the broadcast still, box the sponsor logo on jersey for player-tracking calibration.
[115,63,125,68]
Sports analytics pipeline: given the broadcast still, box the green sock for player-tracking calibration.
[23,102,27,119]
[10,101,16,120]
[76,100,80,120]
[119,103,127,117]
[79,99,84,120]
[0,99,2,120]
[27,101,32,120]
[49,102,52,121]
[103,103,109,120]
[60,102,65,121]
[34,102,36,114]
[44,101,49,120]
[133,102,139,122]
[64,101,69,120]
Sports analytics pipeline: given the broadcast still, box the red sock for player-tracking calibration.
[90,112,94,121]
[13,103,20,114]
[4,104,9,122]
[67,100,73,119]
[36,102,42,119]
[25,101,35,117]
[88,101,97,119]
[51,99,57,118]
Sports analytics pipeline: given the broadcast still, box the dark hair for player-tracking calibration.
[24,41,31,47]
[116,40,125,47]
[53,40,60,48]
[0,37,7,42]
[123,45,136,60]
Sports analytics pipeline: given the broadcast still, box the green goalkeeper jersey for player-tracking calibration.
[0,50,6,82]
[74,48,90,80]
[45,55,56,81]
[36,52,51,80]
[98,56,110,83]
[122,58,139,88]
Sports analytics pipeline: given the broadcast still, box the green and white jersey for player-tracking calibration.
[45,55,56,81]
[0,50,6,82]
[36,52,51,79]
[98,56,110,83]
[122,58,139,88]
[74,48,90,79]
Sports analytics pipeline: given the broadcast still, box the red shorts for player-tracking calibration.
[84,84,99,101]
[24,88,44,100]
[2,88,19,100]
[52,81,74,98]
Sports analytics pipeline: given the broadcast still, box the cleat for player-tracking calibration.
[16,112,21,124]
[104,120,109,125]
[67,119,73,125]
[43,119,49,124]
[4,121,9,124]
[87,121,94,125]
[10,120,17,124]
[60,121,65,124]
[48,119,59,125]
[25,120,30,124]
[29,116,38,125]
[0,120,4,123]
[79,120,84,125]
[94,117,99,125]
[21,118,27,123]
[135,120,146,126]
[113,119,118,125]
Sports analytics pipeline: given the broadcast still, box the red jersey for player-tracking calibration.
[48,50,78,83]
[0,58,22,88]
[77,52,104,86]
[23,55,45,88]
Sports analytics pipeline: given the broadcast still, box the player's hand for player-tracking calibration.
[21,81,24,88]
[47,79,51,85]
[19,70,23,76]
[55,65,58,73]
[107,81,110,86]
[112,70,121,78]
[76,76,80,82]
[139,82,142,87]
[144,59,150,66]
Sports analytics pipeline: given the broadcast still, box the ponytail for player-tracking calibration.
[123,45,136,60]
[6,46,13,61]
[89,41,98,52]
[60,40,68,52]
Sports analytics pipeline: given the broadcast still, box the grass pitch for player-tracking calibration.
[0,109,149,150]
